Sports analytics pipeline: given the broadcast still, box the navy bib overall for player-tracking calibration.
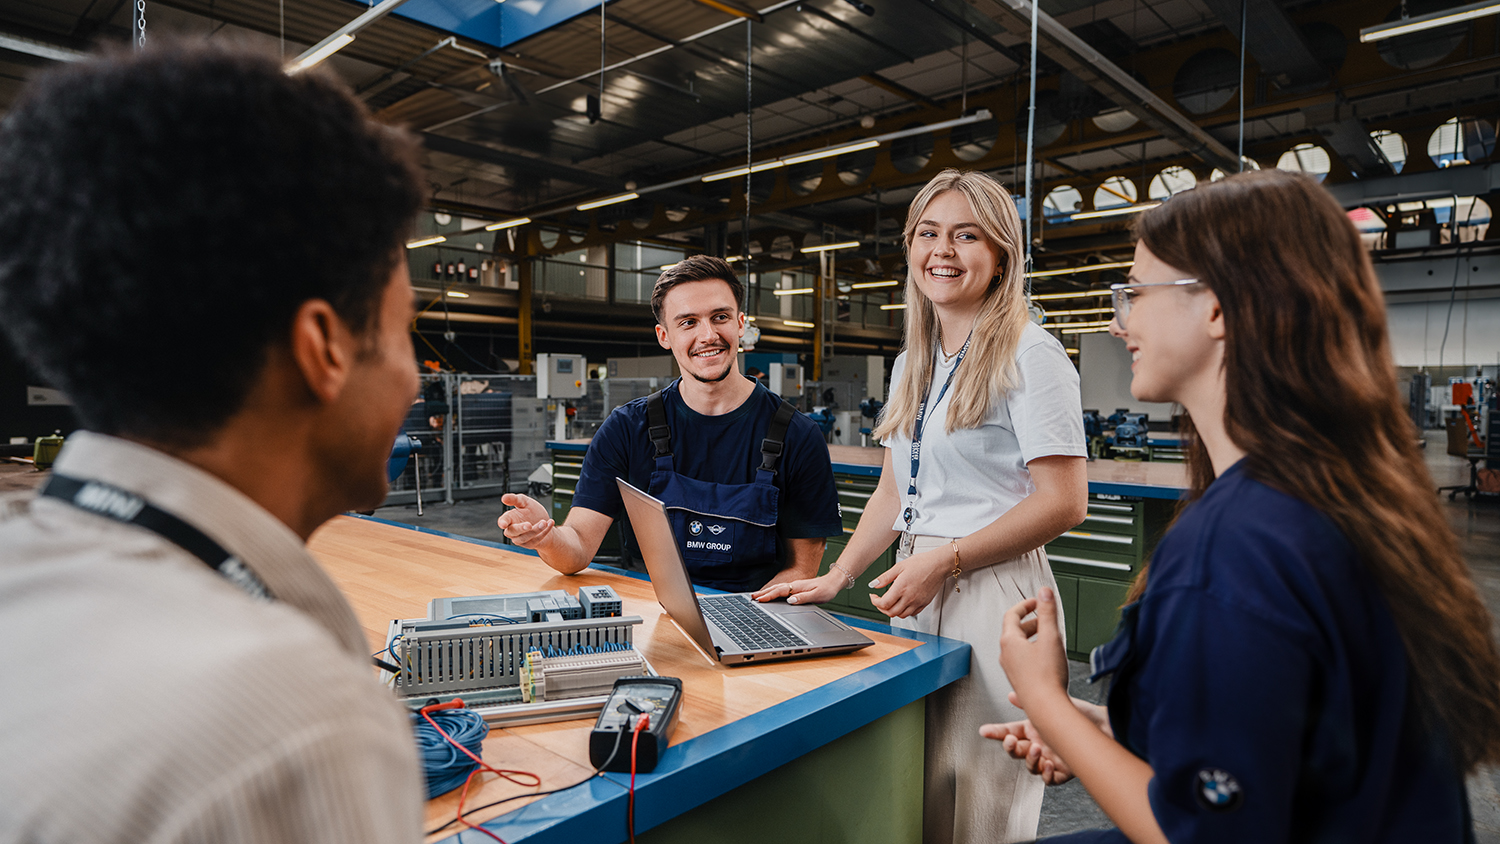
[643,391,796,593]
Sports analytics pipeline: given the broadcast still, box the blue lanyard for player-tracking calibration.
[904,333,972,527]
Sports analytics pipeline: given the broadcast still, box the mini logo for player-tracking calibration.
[689,521,703,536]
[707,524,726,535]
[1195,769,1243,812]
[75,482,145,521]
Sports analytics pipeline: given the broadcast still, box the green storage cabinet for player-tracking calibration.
[816,469,895,624]
[1046,494,1174,660]
[547,445,621,559]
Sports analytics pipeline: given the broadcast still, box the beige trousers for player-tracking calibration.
[891,535,1065,844]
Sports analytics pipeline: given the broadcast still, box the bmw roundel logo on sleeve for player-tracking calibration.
[1195,768,1243,812]
[689,520,703,536]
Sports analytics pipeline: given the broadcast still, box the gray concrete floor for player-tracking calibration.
[373,430,1500,838]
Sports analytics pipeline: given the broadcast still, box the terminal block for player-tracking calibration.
[579,585,623,618]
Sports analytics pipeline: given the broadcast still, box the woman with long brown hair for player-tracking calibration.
[991,168,1500,843]
[769,168,1088,843]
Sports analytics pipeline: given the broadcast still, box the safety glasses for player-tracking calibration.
[1109,279,1202,330]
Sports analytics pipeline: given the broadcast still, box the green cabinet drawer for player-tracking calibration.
[1074,512,1139,537]
[1045,545,1137,580]
[1074,577,1130,658]
[1051,528,1140,556]
[844,547,894,623]
[1053,573,1080,649]
[834,476,879,532]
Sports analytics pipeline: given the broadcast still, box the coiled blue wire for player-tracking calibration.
[413,709,490,799]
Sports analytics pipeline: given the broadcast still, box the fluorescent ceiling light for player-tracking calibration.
[1027,261,1134,278]
[880,303,907,310]
[1030,290,1112,301]
[727,255,744,263]
[1046,306,1115,316]
[289,34,354,73]
[577,192,638,211]
[783,319,815,328]
[1360,0,1500,41]
[288,0,412,73]
[702,160,788,183]
[485,217,530,231]
[520,112,992,223]
[1060,319,1114,328]
[406,235,447,249]
[445,290,470,298]
[851,279,901,289]
[659,262,681,270]
[773,287,816,296]
[1070,202,1161,221]
[1061,325,1113,334]
[786,140,876,167]
[800,240,860,253]
[1064,347,1080,355]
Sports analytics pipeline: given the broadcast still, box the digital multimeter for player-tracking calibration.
[589,676,683,773]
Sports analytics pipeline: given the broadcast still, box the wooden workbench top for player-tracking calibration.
[307,516,962,842]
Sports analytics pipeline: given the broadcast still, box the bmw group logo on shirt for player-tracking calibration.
[1195,768,1243,812]
[689,520,703,536]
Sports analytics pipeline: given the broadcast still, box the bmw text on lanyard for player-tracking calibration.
[40,474,273,601]
[904,332,973,528]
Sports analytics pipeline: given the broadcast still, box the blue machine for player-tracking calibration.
[858,397,884,440]
[1082,410,1105,459]
[1111,413,1151,457]
[1082,410,1104,439]
[388,432,423,483]
[807,407,836,439]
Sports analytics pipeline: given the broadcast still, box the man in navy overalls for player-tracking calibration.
[498,256,842,595]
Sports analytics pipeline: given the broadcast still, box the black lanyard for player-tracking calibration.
[40,474,273,601]
[904,333,972,527]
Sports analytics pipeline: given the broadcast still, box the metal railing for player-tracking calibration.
[386,374,549,505]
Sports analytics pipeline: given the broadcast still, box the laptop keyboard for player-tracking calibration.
[699,594,810,651]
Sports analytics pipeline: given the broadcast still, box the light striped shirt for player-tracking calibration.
[0,432,422,844]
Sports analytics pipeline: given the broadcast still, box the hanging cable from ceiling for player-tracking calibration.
[1023,0,1039,296]
[1238,0,1246,170]
[960,32,969,115]
[591,0,605,124]
[743,17,754,313]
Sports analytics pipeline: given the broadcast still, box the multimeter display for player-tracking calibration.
[589,676,683,773]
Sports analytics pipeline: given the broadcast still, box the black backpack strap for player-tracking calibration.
[759,400,797,475]
[646,390,672,458]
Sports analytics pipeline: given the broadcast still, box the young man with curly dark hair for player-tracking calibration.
[0,41,427,843]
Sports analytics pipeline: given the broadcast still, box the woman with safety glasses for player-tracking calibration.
[989,169,1500,843]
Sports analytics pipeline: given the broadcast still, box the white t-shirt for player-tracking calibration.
[884,321,1086,538]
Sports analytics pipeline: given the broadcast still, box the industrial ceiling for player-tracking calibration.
[1,0,1496,358]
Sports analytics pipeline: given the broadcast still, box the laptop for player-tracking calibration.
[616,478,874,665]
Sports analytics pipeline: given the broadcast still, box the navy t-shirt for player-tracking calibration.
[569,379,843,579]
[1049,460,1471,844]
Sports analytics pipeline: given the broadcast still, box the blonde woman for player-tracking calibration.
[770,169,1087,843]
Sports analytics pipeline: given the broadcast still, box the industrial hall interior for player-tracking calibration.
[1,0,1500,840]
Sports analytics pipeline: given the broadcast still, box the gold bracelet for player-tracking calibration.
[949,539,963,593]
[829,560,856,589]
